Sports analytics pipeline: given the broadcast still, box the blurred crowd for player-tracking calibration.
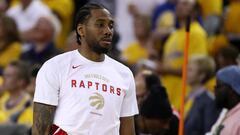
[0,0,240,135]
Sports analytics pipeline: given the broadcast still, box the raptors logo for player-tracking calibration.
[89,92,104,110]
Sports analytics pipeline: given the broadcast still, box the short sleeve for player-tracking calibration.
[120,71,139,117]
[33,60,60,106]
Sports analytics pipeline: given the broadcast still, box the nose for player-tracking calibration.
[104,26,113,37]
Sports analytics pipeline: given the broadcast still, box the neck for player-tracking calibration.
[78,45,105,62]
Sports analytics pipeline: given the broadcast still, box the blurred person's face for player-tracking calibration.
[134,17,149,40]
[77,9,114,54]
[2,65,20,91]
[0,1,8,13]
[33,17,54,43]
[143,117,171,135]
[216,54,236,70]
[187,61,204,85]
[214,79,229,109]
[176,0,194,20]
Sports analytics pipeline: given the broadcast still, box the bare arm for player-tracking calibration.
[120,116,136,135]
[32,102,57,135]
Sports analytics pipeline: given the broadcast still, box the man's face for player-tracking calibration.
[144,117,171,135]
[214,79,229,109]
[82,9,114,54]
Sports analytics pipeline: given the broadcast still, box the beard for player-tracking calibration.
[215,91,228,109]
[85,31,112,54]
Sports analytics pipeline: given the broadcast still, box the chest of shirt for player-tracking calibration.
[58,66,129,113]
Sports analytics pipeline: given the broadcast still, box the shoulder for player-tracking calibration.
[191,22,207,36]
[195,91,215,105]
[40,50,75,71]
[106,56,133,76]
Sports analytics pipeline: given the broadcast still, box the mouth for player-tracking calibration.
[101,38,112,45]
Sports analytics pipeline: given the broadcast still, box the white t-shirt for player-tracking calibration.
[34,50,139,135]
[6,0,51,32]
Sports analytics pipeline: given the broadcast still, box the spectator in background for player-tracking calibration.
[42,0,74,50]
[198,0,222,36]
[121,15,152,67]
[151,0,176,53]
[0,15,21,75]
[223,0,240,50]
[134,69,178,135]
[213,66,240,135]
[0,60,31,126]
[135,69,161,108]
[184,55,219,135]
[140,85,179,135]
[215,45,239,70]
[0,0,10,13]
[20,15,61,65]
[6,0,52,45]
[157,0,208,110]
[115,0,164,51]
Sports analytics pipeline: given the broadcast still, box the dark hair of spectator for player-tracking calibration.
[141,85,173,119]
[9,60,30,85]
[0,15,20,51]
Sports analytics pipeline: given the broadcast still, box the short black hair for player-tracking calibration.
[141,85,173,119]
[75,3,106,45]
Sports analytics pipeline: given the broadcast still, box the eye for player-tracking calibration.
[96,23,105,28]
[109,23,114,30]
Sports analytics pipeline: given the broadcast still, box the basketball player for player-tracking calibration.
[32,4,139,135]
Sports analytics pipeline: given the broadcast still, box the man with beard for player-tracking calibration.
[32,4,138,135]
[213,66,240,135]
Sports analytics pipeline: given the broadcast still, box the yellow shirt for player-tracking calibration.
[0,92,32,125]
[0,76,3,86]
[18,105,33,127]
[162,21,208,110]
[224,2,240,33]
[42,0,74,50]
[122,41,148,65]
[207,34,229,56]
[198,0,222,18]
[0,42,21,68]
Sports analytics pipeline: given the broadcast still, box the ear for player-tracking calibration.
[77,24,85,38]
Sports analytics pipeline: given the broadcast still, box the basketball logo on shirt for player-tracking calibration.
[89,92,105,110]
